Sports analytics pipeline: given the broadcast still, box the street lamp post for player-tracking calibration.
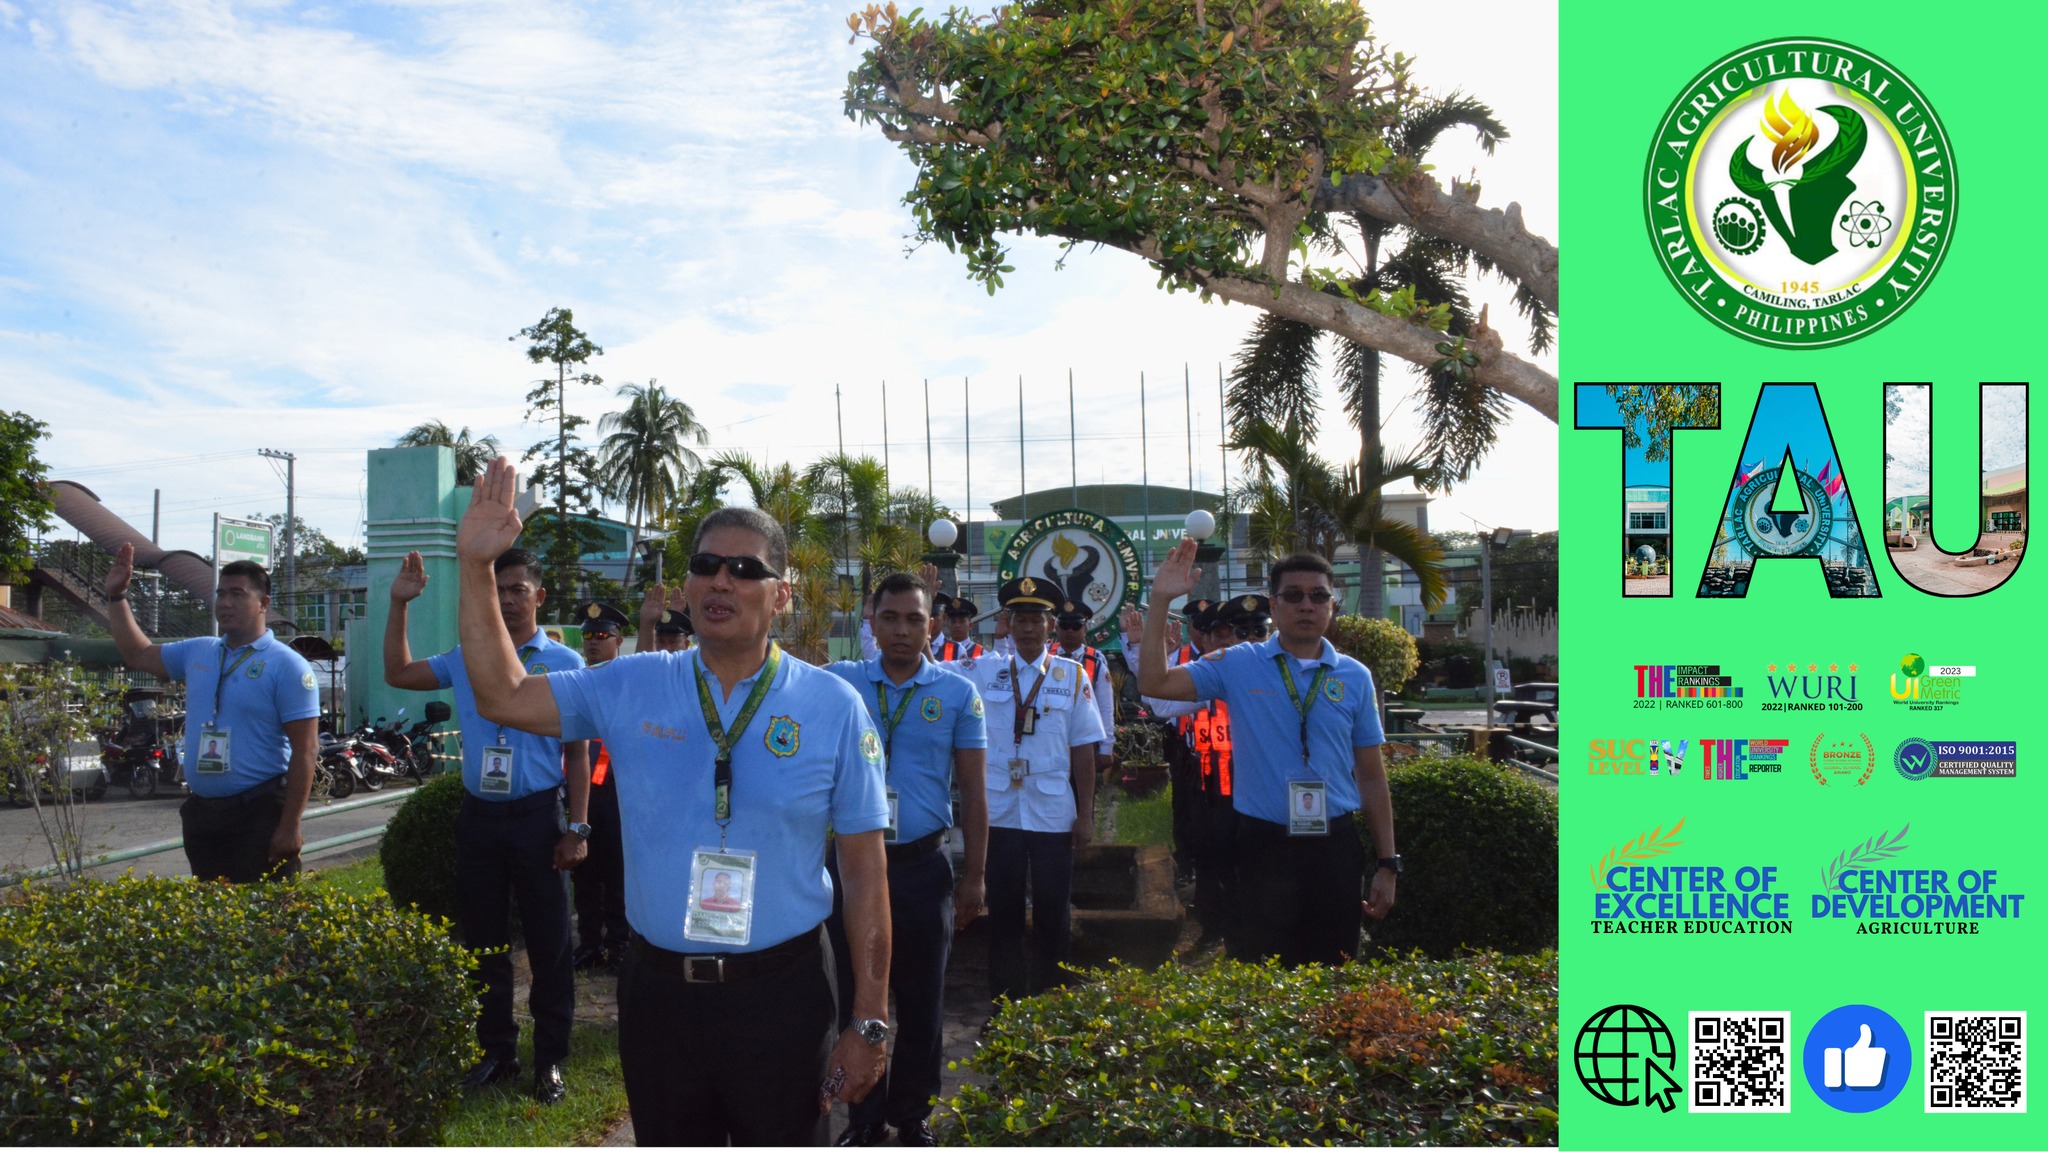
[926,519,961,598]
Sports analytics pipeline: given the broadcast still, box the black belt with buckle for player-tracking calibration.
[885,829,945,863]
[631,924,823,984]
[189,776,285,808]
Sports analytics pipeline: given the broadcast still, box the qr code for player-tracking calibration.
[1688,1011,1789,1112]
[1926,1012,2026,1113]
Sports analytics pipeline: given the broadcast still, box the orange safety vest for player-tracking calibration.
[590,740,611,787]
[1053,642,1105,685]
[936,639,985,661]
[1188,701,1233,797]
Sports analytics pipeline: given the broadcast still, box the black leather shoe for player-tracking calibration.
[834,1122,888,1146]
[573,945,605,970]
[462,1055,521,1091]
[897,1119,939,1147]
[533,1063,567,1105]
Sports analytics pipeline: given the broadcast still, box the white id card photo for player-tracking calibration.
[1288,780,1329,836]
[195,726,231,774]
[479,745,514,794]
[685,847,758,947]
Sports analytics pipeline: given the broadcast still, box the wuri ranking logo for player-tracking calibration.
[1645,38,1954,346]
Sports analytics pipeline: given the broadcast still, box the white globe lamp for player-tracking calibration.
[1184,509,1216,541]
[927,519,959,549]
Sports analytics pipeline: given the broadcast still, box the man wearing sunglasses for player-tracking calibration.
[450,459,893,1146]
[384,546,591,1104]
[822,573,989,1148]
[1137,541,1398,968]
[954,576,1103,1009]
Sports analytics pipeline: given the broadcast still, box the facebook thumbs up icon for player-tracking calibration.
[1806,1006,1910,1112]
[1824,1024,1886,1088]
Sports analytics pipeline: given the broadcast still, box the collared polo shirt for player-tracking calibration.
[160,630,319,797]
[548,648,889,953]
[953,649,1106,833]
[1051,641,1116,754]
[825,657,988,843]
[1184,635,1384,825]
[429,632,585,801]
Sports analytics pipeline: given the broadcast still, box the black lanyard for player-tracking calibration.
[1009,654,1048,747]
[1275,655,1329,768]
[212,640,259,720]
[694,646,783,835]
[874,667,921,764]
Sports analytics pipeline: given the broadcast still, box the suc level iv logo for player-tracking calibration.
[1645,37,1954,347]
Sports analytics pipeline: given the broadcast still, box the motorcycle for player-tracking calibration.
[315,733,365,800]
[359,702,451,783]
[98,689,185,799]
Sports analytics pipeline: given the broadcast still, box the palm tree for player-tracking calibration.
[1226,92,1550,620]
[395,421,500,485]
[596,381,709,588]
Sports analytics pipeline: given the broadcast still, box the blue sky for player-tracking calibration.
[2,0,1558,552]
[1573,387,1669,488]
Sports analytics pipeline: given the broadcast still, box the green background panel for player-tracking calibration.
[1562,4,2042,1148]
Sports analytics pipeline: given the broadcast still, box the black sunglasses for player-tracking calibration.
[1276,588,1333,604]
[688,552,780,581]
[1234,624,1270,639]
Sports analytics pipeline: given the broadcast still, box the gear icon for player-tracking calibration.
[1712,197,1767,255]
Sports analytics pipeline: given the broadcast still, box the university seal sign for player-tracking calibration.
[996,509,1142,645]
[1644,37,1954,347]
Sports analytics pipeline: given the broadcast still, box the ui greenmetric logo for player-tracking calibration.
[1645,37,1955,347]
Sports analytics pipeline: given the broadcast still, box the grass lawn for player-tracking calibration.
[305,854,631,1146]
[1098,788,1174,846]
[437,1020,629,1147]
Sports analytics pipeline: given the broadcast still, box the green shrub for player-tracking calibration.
[381,770,464,924]
[0,875,477,1145]
[1362,756,1557,958]
[1328,615,1419,695]
[941,951,1556,1146]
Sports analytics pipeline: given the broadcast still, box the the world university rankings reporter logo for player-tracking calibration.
[1645,37,1954,347]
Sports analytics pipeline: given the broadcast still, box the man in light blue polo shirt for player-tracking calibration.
[383,546,590,1105]
[824,571,987,1148]
[1138,541,1399,967]
[446,459,897,1147]
[104,548,318,883]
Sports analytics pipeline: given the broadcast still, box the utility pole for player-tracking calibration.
[258,449,296,622]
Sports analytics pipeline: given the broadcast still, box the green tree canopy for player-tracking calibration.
[514,308,607,586]
[0,411,54,583]
[847,0,1558,421]
[394,421,501,485]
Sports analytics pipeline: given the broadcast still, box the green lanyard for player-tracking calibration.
[874,670,921,765]
[694,645,783,834]
[1275,655,1329,768]
[212,641,259,719]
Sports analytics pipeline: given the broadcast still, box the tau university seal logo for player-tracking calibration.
[1645,37,1954,347]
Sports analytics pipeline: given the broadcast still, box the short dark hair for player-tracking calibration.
[871,572,930,609]
[693,507,788,575]
[1268,551,1334,593]
[494,548,545,588]
[218,559,271,596]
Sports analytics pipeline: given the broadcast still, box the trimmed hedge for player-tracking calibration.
[0,875,477,1145]
[941,951,1557,1146]
[380,770,464,925]
[1362,755,1558,958]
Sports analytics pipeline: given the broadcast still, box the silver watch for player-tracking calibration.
[854,1018,891,1045]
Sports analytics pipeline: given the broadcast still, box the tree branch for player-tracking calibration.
[1317,171,1558,314]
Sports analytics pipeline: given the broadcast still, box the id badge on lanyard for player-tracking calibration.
[480,745,515,793]
[1288,780,1329,836]
[196,727,232,774]
[685,847,758,946]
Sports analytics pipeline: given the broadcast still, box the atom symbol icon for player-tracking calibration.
[1839,200,1893,248]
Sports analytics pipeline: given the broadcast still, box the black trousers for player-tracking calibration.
[617,927,837,1146]
[1167,739,1201,877]
[1229,811,1365,967]
[985,827,1072,1003]
[1192,797,1238,940]
[826,842,955,1128]
[455,792,575,1066]
[180,778,296,883]
[570,780,628,956]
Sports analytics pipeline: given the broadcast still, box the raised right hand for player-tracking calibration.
[1120,604,1142,635]
[390,550,429,602]
[457,457,525,563]
[1150,538,1201,601]
[105,542,135,599]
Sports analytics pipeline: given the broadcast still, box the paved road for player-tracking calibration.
[0,780,420,881]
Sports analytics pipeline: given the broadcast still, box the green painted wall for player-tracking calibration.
[346,447,468,758]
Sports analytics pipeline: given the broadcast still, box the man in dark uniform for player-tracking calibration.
[103,547,318,883]
[1187,594,1267,948]
[1126,598,1218,886]
[383,547,591,1104]
[573,601,632,970]
[931,597,986,662]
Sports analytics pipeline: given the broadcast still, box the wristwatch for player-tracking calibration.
[1376,855,1404,876]
[567,822,593,839]
[853,1018,892,1046]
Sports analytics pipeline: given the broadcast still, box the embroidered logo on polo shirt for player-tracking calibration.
[1202,650,1226,661]
[301,672,317,690]
[969,695,985,719]
[1323,679,1345,703]
[766,716,800,757]
[859,728,882,765]
[246,661,265,679]
[921,697,943,722]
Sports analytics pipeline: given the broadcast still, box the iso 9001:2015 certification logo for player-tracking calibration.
[1645,38,1955,347]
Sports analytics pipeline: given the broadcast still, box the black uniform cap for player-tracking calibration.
[997,576,1060,611]
[577,601,630,636]
[1220,594,1272,627]
[1183,597,1220,632]
[656,606,693,636]
[944,597,978,617]
[1056,601,1090,628]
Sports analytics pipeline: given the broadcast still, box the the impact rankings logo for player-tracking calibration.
[1643,37,1954,347]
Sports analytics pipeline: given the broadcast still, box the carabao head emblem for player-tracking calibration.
[766,716,801,758]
